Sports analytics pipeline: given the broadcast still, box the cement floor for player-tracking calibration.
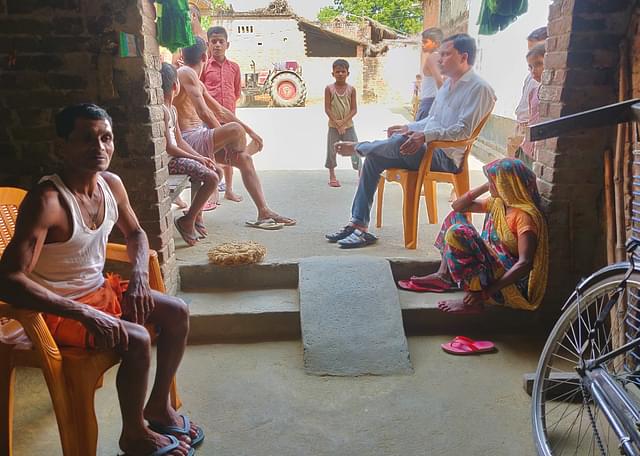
[173,104,489,265]
[174,165,488,265]
[13,334,543,456]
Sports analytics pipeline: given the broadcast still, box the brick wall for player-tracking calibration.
[535,0,633,317]
[0,0,178,292]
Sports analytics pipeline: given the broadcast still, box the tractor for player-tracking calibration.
[239,60,307,108]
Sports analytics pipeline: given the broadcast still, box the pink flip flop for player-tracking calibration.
[202,200,219,211]
[410,275,458,290]
[397,280,447,293]
[441,336,496,355]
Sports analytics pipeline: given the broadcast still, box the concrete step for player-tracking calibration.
[182,287,536,344]
[179,259,442,291]
[182,288,300,343]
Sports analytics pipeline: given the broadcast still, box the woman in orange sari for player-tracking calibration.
[404,158,548,314]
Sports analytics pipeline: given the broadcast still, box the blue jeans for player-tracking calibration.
[350,134,460,227]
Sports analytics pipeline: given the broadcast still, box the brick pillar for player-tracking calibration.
[0,0,177,292]
[423,0,441,28]
[536,0,632,317]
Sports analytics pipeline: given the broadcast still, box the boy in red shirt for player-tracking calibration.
[201,26,262,203]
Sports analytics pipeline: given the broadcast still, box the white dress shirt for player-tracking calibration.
[407,68,496,167]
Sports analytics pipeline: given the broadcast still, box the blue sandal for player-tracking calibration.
[337,229,378,249]
[148,415,205,448]
[325,225,355,243]
[120,435,195,456]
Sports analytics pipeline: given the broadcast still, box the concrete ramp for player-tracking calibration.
[299,256,413,376]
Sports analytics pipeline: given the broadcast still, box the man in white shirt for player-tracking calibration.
[326,34,496,248]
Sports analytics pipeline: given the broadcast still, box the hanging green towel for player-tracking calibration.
[478,0,528,35]
[156,0,196,53]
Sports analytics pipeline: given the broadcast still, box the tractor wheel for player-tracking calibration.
[270,72,306,107]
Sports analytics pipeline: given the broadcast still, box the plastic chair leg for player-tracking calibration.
[375,176,385,228]
[402,174,419,249]
[63,364,106,456]
[453,172,471,224]
[170,377,182,410]
[0,345,15,456]
[424,180,438,224]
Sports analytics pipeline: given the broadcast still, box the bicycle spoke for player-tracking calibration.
[533,272,640,456]
[550,402,585,454]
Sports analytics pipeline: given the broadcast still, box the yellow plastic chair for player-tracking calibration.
[0,186,181,456]
[375,111,492,249]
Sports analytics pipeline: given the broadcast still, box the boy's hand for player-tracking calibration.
[337,126,347,135]
[198,156,217,170]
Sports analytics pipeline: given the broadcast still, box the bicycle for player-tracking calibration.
[532,238,640,455]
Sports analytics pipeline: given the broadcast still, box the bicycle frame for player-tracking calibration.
[575,238,640,454]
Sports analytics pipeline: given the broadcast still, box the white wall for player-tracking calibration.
[215,17,307,72]
[378,42,421,105]
[467,1,552,118]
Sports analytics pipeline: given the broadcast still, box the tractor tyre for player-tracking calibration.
[270,72,306,107]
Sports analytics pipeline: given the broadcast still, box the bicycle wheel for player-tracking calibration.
[532,268,640,456]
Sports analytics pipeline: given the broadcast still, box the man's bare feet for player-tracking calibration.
[174,216,198,247]
[173,195,188,210]
[224,190,243,202]
[144,406,203,446]
[119,428,191,456]
[260,211,296,226]
[437,299,483,314]
[246,139,261,156]
[334,141,357,156]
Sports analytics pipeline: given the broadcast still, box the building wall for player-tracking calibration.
[0,0,178,292]
[535,0,633,317]
[439,0,469,36]
[214,17,307,74]
[216,16,419,108]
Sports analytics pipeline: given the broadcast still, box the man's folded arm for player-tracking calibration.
[424,86,495,143]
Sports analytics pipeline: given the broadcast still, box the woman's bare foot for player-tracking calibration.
[119,428,191,456]
[224,190,243,202]
[334,141,358,156]
[437,299,484,314]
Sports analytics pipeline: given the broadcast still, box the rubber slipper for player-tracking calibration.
[182,211,207,239]
[329,179,341,188]
[119,435,193,456]
[245,219,284,230]
[202,200,219,211]
[173,217,198,246]
[194,221,207,239]
[397,279,447,293]
[149,415,205,448]
[441,336,496,355]
[410,275,458,290]
[337,229,378,249]
[269,216,296,226]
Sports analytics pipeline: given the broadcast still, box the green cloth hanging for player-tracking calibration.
[156,0,196,53]
[478,0,528,35]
